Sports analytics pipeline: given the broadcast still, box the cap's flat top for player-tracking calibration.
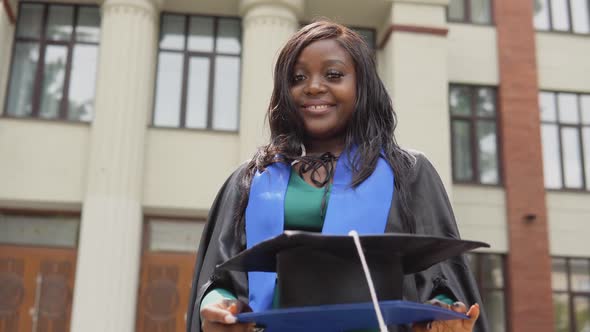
[217,231,489,275]
[237,300,469,331]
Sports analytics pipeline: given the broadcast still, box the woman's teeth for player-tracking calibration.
[306,105,331,110]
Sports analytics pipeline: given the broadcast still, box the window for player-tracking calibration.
[466,253,507,332]
[540,92,590,190]
[4,2,100,121]
[153,14,241,131]
[534,0,590,34]
[450,84,501,185]
[448,0,493,24]
[552,257,590,332]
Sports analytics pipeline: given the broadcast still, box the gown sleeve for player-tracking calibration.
[186,164,249,332]
[397,152,490,332]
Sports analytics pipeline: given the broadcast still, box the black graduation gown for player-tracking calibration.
[186,151,489,332]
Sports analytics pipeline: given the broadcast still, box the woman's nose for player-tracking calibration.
[303,77,326,95]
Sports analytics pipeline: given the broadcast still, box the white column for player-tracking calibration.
[238,0,303,161]
[0,1,15,115]
[378,0,452,193]
[70,0,161,330]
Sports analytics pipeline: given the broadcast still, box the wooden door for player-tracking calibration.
[0,245,76,332]
[136,252,197,332]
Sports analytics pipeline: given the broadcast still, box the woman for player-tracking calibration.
[187,21,487,332]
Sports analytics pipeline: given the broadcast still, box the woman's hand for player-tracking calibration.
[200,299,255,332]
[412,300,480,332]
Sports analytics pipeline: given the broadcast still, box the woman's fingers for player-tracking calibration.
[202,320,255,332]
[450,301,467,313]
[201,299,246,324]
[464,303,480,328]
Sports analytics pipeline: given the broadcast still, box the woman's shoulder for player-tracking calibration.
[394,147,443,185]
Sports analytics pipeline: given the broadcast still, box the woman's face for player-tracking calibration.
[290,39,356,143]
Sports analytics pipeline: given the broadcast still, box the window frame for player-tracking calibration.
[446,0,495,26]
[552,257,590,332]
[534,0,590,35]
[2,1,100,122]
[152,13,242,132]
[449,84,503,186]
[540,91,590,192]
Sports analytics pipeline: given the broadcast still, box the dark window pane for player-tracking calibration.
[540,92,557,122]
[46,5,74,41]
[188,16,214,52]
[477,121,499,184]
[551,0,571,31]
[558,93,580,124]
[483,290,506,332]
[160,15,185,50]
[6,43,40,117]
[0,214,79,248]
[212,56,240,130]
[583,128,590,190]
[542,124,563,189]
[570,259,590,292]
[39,45,68,119]
[554,293,571,332]
[552,258,569,291]
[448,0,465,21]
[76,7,101,43]
[470,0,492,24]
[154,52,183,127]
[481,254,504,288]
[452,120,473,181]
[574,296,590,332]
[581,95,590,125]
[186,57,210,129]
[353,28,376,50]
[68,45,98,122]
[561,127,583,188]
[571,0,590,33]
[534,0,551,30]
[476,87,495,117]
[16,3,43,38]
[450,86,471,116]
[216,19,241,54]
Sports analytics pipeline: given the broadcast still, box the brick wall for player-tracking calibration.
[494,1,555,331]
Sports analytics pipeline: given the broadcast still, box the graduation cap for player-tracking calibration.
[217,231,489,331]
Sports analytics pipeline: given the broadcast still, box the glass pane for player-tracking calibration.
[186,57,210,129]
[562,127,583,188]
[551,0,571,31]
[470,0,492,24]
[76,7,101,43]
[448,0,465,21]
[68,45,98,122]
[188,16,214,52]
[216,18,241,54]
[16,3,43,38]
[212,56,240,130]
[46,5,74,41]
[542,124,563,189]
[552,258,568,291]
[570,259,590,292]
[476,87,495,117]
[540,92,557,122]
[148,219,205,252]
[483,290,506,332]
[554,293,571,332]
[160,14,185,50]
[452,120,473,181]
[450,86,471,116]
[571,0,590,33]
[574,296,590,332]
[477,121,499,184]
[6,43,39,117]
[353,28,376,50]
[0,214,79,248]
[581,95,590,125]
[559,93,580,124]
[154,52,183,127]
[584,128,590,190]
[481,254,504,288]
[39,45,68,119]
[534,0,551,30]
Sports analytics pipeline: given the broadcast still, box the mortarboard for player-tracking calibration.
[217,231,489,331]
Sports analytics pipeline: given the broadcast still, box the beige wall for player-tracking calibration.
[0,1,15,116]
[547,192,590,257]
[448,24,499,85]
[536,33,590,92]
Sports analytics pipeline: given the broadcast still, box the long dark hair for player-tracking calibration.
[236,20,415,232]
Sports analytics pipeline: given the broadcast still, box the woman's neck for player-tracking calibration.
[304,137,346,156]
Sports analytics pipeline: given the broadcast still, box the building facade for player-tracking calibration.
[0,0,588,331]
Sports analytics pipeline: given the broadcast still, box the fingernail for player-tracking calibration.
[452,302,461,307]
[426,322,432,330]
[224,315,236,324]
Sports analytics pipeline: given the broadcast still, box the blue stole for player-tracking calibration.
[244,148,395,312]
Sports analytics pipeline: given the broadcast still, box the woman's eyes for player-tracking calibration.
[293,71,344,82]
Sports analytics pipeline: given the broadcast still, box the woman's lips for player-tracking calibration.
[301,104,336,115]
